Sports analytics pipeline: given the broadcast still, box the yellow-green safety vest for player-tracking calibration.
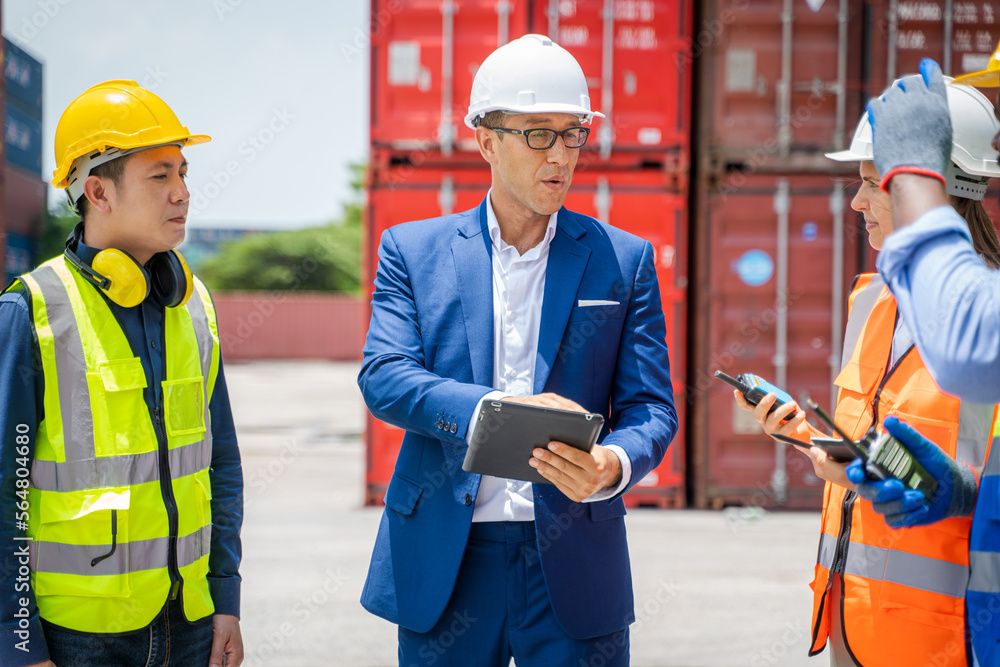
[16,255,219,632]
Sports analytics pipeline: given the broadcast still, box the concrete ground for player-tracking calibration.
[228,361,828,667]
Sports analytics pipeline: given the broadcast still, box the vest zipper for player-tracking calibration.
[831,490,855,576]
[870,344,916,428]
[152,341,183,602]
[91,509,117,567]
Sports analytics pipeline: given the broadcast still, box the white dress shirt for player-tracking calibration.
[468,190,632,522]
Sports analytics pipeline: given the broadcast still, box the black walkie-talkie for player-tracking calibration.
[806,399,939,499]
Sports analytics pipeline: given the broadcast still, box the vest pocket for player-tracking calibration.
[891,410,958,459]
[87,358,154,458]
[33,491,132,598]
[162,376,206,439]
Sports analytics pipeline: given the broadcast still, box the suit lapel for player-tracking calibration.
[452,200,494,387]
[535,209,591,393]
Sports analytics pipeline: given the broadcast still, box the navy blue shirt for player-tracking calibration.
[0,241,243,667]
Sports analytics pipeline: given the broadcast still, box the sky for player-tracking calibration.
[3,0,368,229]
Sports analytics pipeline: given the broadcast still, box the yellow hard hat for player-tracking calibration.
[954,41,1000,87]
[52,80,210,190]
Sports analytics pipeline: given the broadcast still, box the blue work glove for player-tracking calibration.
[846,416,977,528]
[866,58,952,190]
[846,459,927,526]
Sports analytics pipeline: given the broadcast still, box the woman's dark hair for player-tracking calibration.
[949,195,1000,269]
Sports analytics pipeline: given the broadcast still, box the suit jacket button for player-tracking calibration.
[450,424,458,434]
[464,494,472,506]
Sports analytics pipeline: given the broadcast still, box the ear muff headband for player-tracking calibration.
[148,250,193,308]
[63,224,192,309]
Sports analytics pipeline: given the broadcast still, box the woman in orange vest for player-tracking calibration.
[733,82,1000,667]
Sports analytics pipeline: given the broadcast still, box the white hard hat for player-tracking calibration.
[465,34,604,130]
[826,77,1000,200]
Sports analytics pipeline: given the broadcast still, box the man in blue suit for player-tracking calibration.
[359,34,677,666]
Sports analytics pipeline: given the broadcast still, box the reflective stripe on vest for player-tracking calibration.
[19,256,219,632]
[818,533,969,599]
[29,524,211,576]
[810,274,991,665]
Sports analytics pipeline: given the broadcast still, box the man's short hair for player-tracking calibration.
[74,153,134,219]
[477,110,508,132]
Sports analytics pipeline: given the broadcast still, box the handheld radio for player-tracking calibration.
[714,370,799,421]
[806,399,938,499]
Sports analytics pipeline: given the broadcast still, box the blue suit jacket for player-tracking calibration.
[358,199,677,640]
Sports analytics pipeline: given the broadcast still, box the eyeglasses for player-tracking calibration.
[486,126,591,150]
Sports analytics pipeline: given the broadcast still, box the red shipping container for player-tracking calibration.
[5,166,45,237]
[563,170,687,506]
[867,0,1000,95]
[530,0,693,158]
[697,0,865,170]
[369,0,530,155]
[690,173,864,510]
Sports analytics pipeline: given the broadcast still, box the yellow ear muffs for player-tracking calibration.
[148,249,193,308]
[90,248,150,308]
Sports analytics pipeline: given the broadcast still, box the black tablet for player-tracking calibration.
[463,401,604,485]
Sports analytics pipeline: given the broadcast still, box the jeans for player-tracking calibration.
[41,598,214,667]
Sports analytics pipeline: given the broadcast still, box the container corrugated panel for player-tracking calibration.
[530,0,693,157]
[3,38,42,118]
[4,166,45,237]
[5,104,42,176]
[691,173,864,510]
[866,0,1000,93]
[364,166,495,504]
[563,169,687,506]
[369,0,530,153]
[212,292,363,361]
[699,0,864,170]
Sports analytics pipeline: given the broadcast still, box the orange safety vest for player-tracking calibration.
[809,274,996,666]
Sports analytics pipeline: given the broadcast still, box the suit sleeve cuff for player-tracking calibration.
[464,390,508,444]
[209,575,242,618]
[583,444,632,502]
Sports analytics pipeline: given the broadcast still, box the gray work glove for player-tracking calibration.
[866,58,953,189]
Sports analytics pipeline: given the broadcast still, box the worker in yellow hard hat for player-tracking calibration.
[0,80,244,667]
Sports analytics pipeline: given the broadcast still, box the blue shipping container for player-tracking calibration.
[5,103,43,176]
[4,231,35,285]
[3,38,43,117]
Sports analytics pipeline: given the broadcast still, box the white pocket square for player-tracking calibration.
[577,300,620,307]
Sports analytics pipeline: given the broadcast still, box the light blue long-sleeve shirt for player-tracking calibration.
[876,204,1000,404]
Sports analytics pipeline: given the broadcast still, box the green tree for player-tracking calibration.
[36,203,80,264]
[196,222,360,292]
[196,163,363,293]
